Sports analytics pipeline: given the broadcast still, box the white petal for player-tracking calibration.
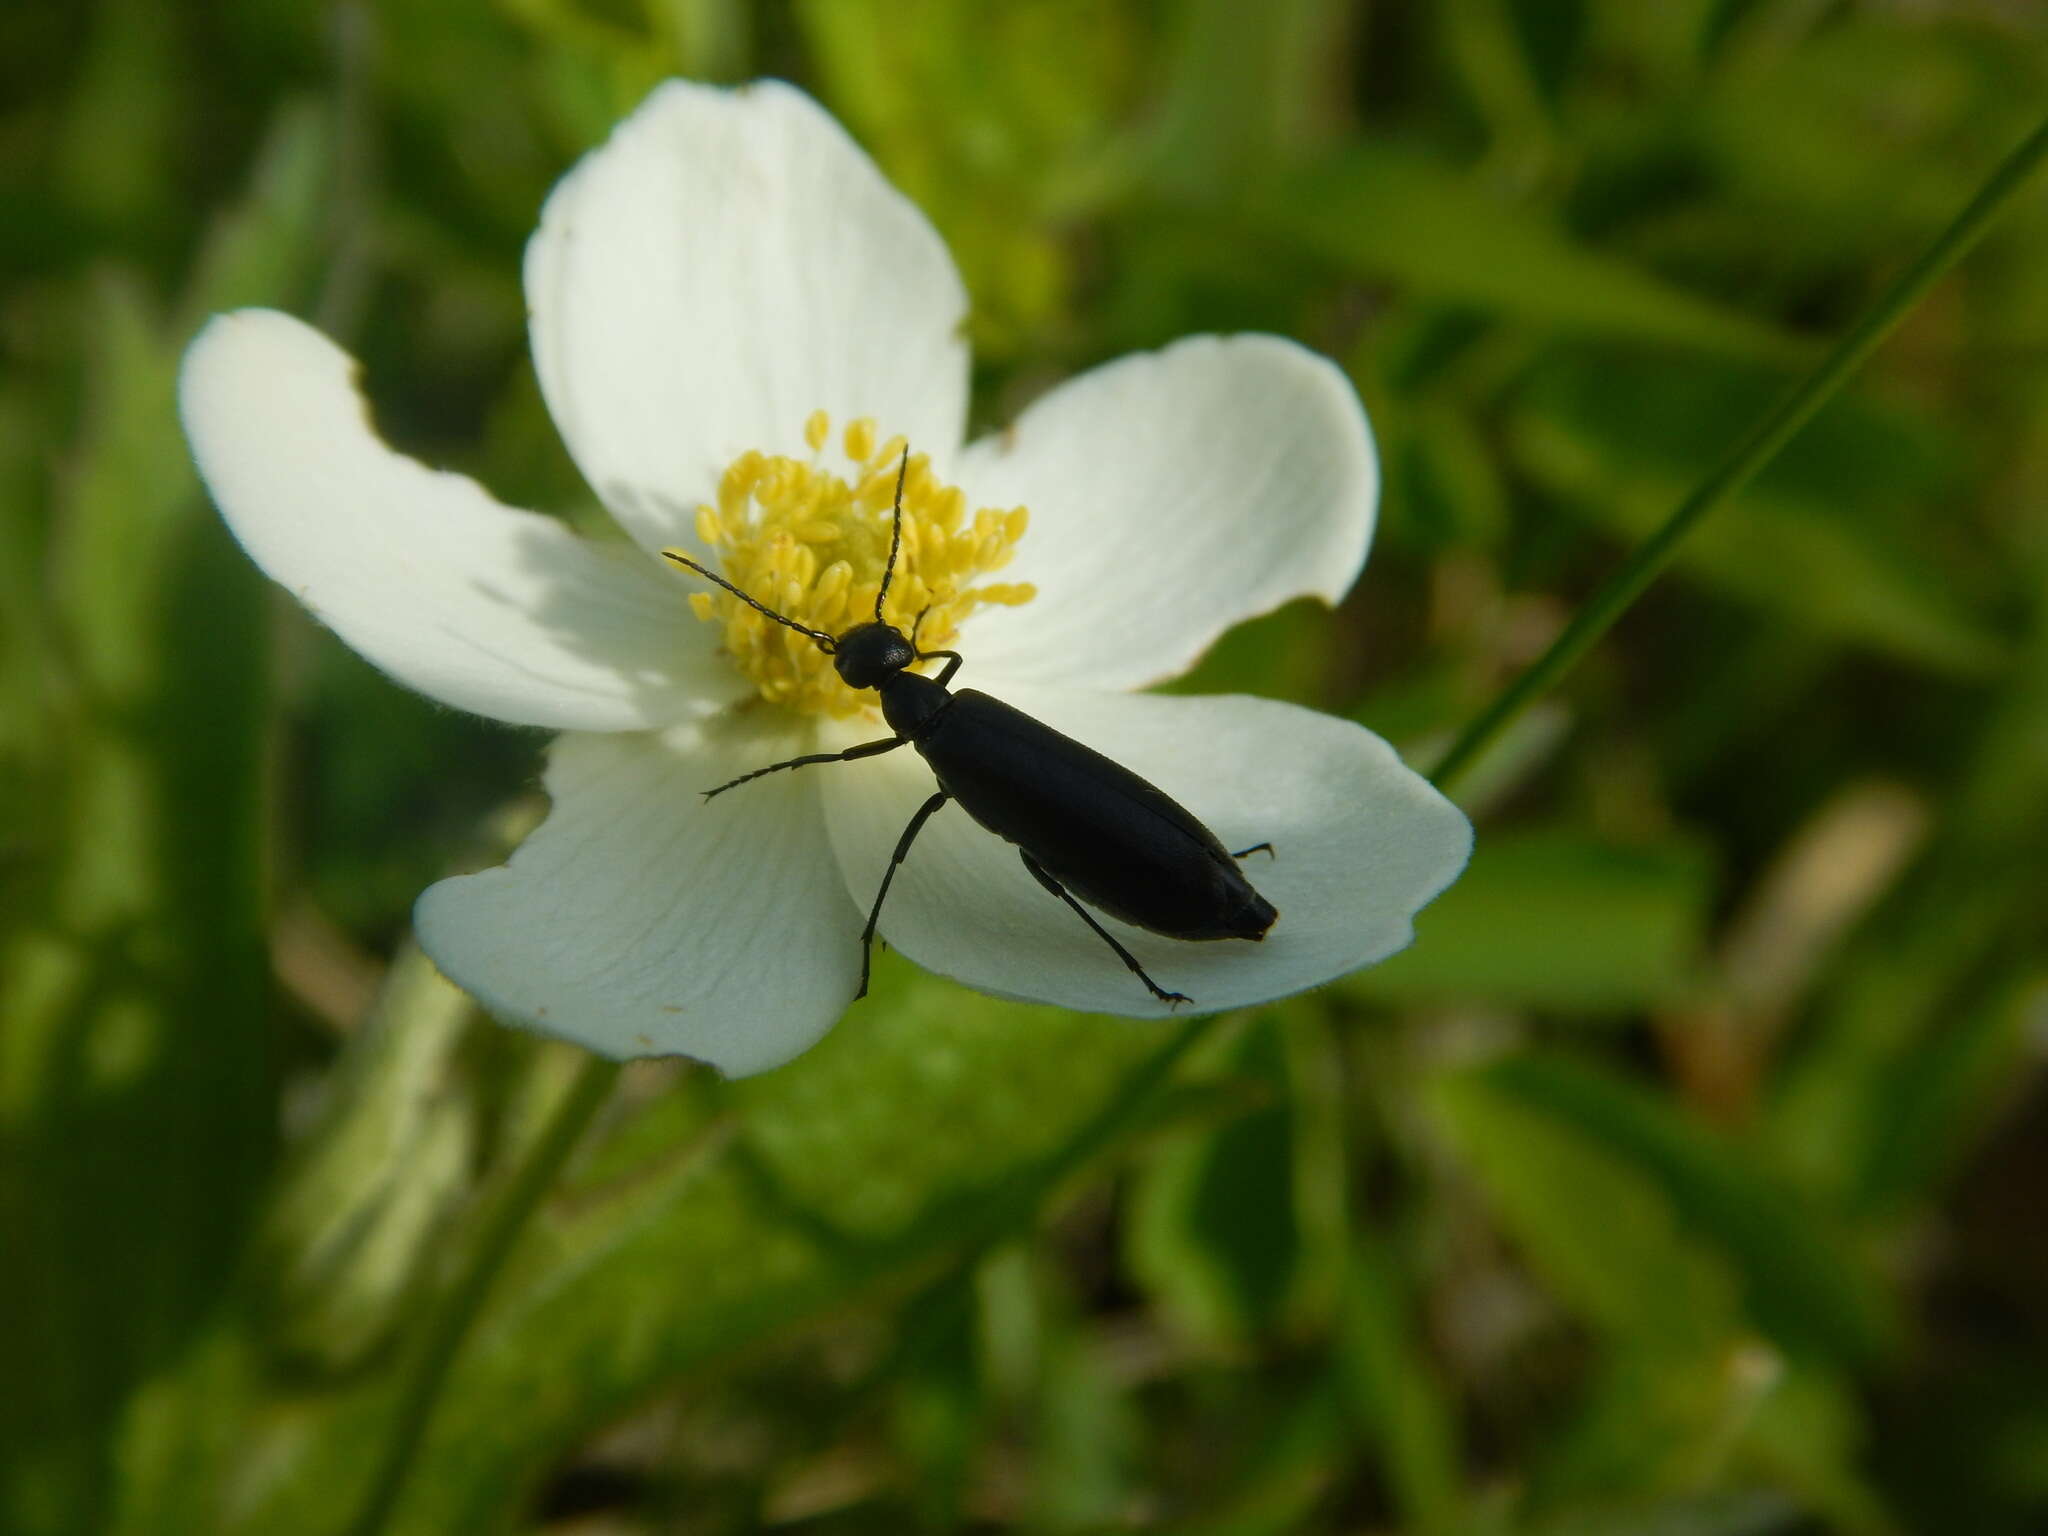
[415,718,860,1077]
[527,79,971,553]
[818,684,1469,1017]
[953,336,1377,690]
[181,310,741,730]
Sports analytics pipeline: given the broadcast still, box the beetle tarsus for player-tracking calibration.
[1019,850,1193,1008]
[1231,842,1275,860]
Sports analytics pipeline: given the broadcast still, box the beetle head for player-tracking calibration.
[832,621,916,690]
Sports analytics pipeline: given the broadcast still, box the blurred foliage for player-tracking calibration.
[3,1,2046,1533]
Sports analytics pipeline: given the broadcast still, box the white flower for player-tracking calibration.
[179,80,1472,1078]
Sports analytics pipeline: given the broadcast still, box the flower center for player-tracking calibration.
[678,412,1035,717]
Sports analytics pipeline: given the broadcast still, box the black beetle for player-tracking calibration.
[664,452,1277,1005]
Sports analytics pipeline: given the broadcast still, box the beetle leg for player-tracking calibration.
[856,790,952,999]
[917,649,965,688]
[702,734,908,800]
[1230,842,1275,860]
[1018,850,1194,1008]
[905,595,958,682]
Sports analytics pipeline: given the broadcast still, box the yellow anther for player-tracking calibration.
[814,558,851,605]
[677,412,1036,717]
[844,417,877,464]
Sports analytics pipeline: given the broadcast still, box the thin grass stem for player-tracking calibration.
[1429,112,2048,795]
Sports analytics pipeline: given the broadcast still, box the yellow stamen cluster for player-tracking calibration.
[673,412,1035,717]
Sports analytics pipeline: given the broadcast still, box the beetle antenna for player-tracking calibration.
[661,550,838,652]
[874,445,909,623]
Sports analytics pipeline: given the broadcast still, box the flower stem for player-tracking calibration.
[1428,111,2048,796]
[346,1052,621,1536]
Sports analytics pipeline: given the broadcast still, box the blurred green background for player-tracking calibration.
[4,1,2047,1532]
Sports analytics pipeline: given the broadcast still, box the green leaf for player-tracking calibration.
[1338,1244,1465,1536]
[250,945,479,1372]
[178,98,334,325]
[1144,0,1353,190]
[1438,1054,1893,1363]
[1431,1062,1890,1519]
[220,970,1226,1533]
[1026,1312,1142,1530]
[105,1326,266,1536]
[53,0,180,243]
[1770,605,2048,1211]
[1852,968,2039,1216]
[1432,1064,1744,1353]
[885,1266,984,1529]
[798,0,1138,355]
[1532,1350,1791,1514]
[1231,144,1800,357]
[1508,350,2005,674]
[1701,23,2023,253]
[1125,1010,1347,1347]
[0,388,55,748]
[1347,827,1715,1012]
[1737,1367,1894,1536]
[1519,1489,1800,1536]
[1126,1033,1298,1347]
[1767,897,2010,1209]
